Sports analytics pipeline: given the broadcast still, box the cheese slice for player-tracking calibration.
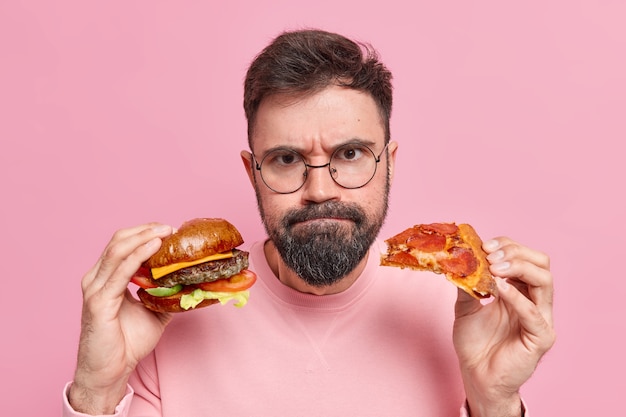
[151,251,234,279]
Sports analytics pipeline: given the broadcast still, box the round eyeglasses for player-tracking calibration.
[252,142,389,194]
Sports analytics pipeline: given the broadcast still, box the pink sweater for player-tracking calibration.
[64,240,473,416]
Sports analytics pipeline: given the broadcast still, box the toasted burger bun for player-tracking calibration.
[144,218,244,268]
[137,287,219,313]
[137,218,252,313]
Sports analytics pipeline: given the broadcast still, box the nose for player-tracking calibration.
[300,162,341,203]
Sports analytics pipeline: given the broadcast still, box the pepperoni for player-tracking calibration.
[385,227,419,246]
[420,222,458,236]
[386,226,446,252]
[384,251,422,268]
[438,247,478,277]
[406,231,446,252]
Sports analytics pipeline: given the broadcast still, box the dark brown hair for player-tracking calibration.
[243,29,393,146]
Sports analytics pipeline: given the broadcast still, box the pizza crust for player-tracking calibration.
[455,224,497,298]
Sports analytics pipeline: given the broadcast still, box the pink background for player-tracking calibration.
[1,1,624,415]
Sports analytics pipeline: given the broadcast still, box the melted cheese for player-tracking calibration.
[151,251,234,279]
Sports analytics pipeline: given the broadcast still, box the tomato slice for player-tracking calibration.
[130,267,159,289]
[197,269,257,292]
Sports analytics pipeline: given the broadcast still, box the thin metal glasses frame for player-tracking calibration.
[252,141,390,194]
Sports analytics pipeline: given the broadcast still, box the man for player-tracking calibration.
[64,29,555,416]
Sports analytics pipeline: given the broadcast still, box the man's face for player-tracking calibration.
[242,85,396,287]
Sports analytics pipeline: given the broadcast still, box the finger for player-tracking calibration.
[95,227,170,289]
[489,255,552,289]
[88,224,172,294]
[484,237,550,270]
[454,287,484,318]
[495,278,556,353]
[490,259,554,327]
[484,237,553,316]
[82,223,165,289]
[108,222,168,246]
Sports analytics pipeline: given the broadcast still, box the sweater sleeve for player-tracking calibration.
[62,382,134,417]
[459,399,528,417]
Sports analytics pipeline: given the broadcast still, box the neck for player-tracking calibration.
[263,239,369,295]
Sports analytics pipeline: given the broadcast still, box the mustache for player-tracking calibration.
[283,202,365,226]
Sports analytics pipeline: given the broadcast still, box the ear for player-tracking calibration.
[240,150,255,186]
[386,141,399,184]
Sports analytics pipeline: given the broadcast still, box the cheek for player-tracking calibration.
[256,190,297,223]
[359,193,386,216]
[354,174,389,208]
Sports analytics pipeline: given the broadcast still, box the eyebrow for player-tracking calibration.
[256,137,379,157]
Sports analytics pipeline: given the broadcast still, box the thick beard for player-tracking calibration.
[254,181,389,288]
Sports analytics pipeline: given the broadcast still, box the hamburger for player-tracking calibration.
[131,218,257,313]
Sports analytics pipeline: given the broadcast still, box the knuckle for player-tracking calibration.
[500,242,521,259]
[540,268,554,287]
[527,306,556,348]
[109,228,127,244]
[547,329,557,348]
[537,325,557,352]
[81,274,103,300]
[102,241,125,263]
[80,276,90,294]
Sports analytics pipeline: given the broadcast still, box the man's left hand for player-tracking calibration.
[453,237,556,417]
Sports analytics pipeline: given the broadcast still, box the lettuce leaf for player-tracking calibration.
[180,288,250,310]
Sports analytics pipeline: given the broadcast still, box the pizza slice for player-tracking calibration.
[381,222,497,299]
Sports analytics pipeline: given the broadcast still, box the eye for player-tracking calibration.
[333,144,368,162]
[264,149,303,168]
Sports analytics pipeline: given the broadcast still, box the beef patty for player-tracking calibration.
[152,249,249,287]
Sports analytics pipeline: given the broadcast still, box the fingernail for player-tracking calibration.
[152,225,170,234]
[483,239,499,251]
[487,250,504,262]
[492,261,510,272]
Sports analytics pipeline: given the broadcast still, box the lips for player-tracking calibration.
[284,202,364,227]
[296,217,351,228]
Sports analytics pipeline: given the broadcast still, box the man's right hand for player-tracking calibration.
[69,223,173,415]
